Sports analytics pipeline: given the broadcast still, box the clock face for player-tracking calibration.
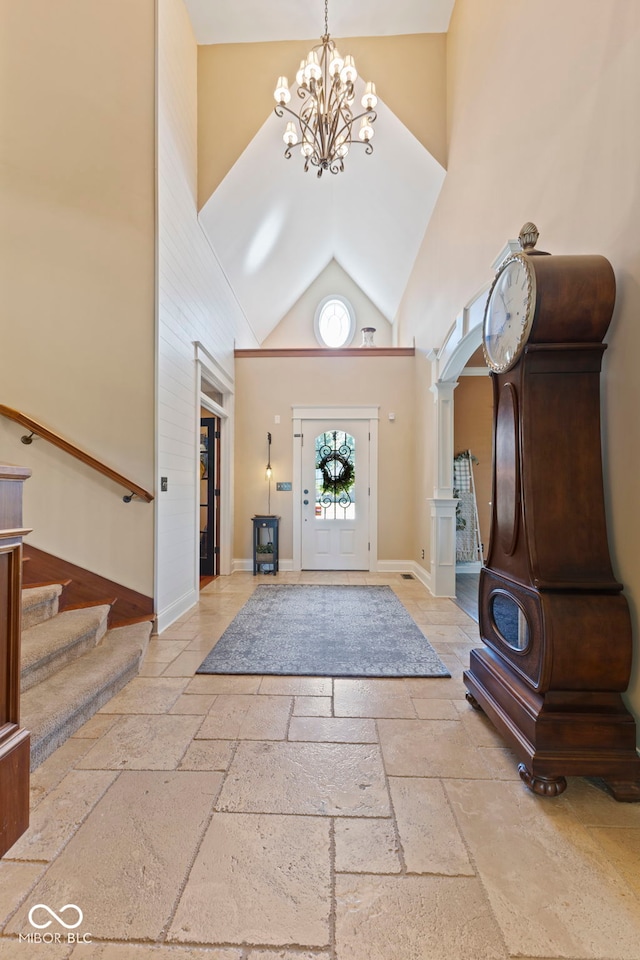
[483,255,536,372]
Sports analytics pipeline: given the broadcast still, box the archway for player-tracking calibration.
[428,288,488,597]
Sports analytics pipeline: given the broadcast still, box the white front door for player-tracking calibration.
[301,419,370,570]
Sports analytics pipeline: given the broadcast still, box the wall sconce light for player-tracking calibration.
[266,432,273,513]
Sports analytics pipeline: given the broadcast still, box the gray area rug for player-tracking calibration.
[197,584,450,678]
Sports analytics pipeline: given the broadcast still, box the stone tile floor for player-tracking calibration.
[2,572,640,959]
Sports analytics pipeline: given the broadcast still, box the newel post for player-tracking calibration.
[0,465,32,856]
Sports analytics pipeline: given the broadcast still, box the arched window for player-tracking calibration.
[315,430,356,520]
[314,296,356,348]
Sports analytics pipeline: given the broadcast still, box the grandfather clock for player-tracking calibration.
[464,223,640,801]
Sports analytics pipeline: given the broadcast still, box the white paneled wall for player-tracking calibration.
[157,0,257,630]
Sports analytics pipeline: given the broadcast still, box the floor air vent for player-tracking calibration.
[401,573,415,580]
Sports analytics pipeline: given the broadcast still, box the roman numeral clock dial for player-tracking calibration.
[466,222,640,802]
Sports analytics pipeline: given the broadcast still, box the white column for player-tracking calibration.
[431,380,457,499]
[428,379,458,597]
[429,498,457,596]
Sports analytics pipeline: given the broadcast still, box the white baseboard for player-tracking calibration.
[376,560,414,574]
[408,561,432,594]
[232,558,294,573]
[376,560,432,594]
[234,558,429,585]
[156,588,198,634]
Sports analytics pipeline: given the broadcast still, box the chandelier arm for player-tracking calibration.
[274,99,312,125]
[314,72,329,159]
[328,88,357,142]
[332,108,377,147]
[299,110,322,153]
[274,101,317,149]
[293,90,323,149]
[326,85,350,149]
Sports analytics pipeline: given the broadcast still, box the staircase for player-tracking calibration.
[20,584,152,769]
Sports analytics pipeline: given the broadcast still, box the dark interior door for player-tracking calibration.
[200,417,219,578]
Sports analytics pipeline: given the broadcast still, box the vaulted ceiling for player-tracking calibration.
[184,1,455,44]
[186,1,454,345]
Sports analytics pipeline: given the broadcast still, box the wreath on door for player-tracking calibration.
[317,450,354,496]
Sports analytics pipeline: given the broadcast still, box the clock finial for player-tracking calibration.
[519,222,539,251]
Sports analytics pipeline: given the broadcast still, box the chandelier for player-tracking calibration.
[273,0,378,177]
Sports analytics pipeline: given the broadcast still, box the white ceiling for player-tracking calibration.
[199,94,445,345]
[190,1,450,345]
[185,0,455,45]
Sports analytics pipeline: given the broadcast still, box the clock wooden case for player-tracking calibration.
[464,224,640,801]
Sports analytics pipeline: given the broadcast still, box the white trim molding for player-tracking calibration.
[156,588,198,635]
[194,340,234,392]
[292,405,380,421]
[377,560,433,593]
[233,558,295,574]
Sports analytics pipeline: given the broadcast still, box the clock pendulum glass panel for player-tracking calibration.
[464,222,640,802]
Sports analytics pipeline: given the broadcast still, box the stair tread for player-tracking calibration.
[21,584,64,610]
[21,583,66,631]
[21,605,111,673]
[22,622,152,747]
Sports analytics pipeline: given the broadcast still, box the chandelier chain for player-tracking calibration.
[324,0,329,39]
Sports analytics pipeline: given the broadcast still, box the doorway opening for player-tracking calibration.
[196,345,234,586]
[452,347,492,621]
[200,410,220,586]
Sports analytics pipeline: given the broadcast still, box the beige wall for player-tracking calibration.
[198,33,447,207]
[453,376,492,552]
[263,260,392,349]
[234,356,416,564]
[0,0,156,593]
[397,0,640,734]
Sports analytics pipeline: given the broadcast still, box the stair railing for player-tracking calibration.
[0,405,154,503]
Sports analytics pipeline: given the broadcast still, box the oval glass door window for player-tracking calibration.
[491,593,529,651]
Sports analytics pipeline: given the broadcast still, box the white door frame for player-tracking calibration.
[195,342,234,580]
[292,405,379,572]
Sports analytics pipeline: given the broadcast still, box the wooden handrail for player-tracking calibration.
[0,405,154,503]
